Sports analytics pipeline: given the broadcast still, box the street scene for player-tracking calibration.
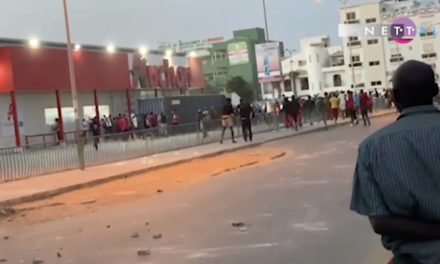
[2,0,440,263]
[0,115,393,263]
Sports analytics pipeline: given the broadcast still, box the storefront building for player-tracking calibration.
[0,40,206,148]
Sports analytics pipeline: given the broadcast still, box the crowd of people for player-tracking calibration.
[275,88,394,130]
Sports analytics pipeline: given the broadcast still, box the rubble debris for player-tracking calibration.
[156,189,164,193]
[106,225,111,229]
[0,207,15,217]
[145,222,149,226]
[57,252,62,258]
[0,258,7,262]
[2,236,9,240]
[153,234,162,239]
[131,232,140,238]
[80,199,97,205]
[137,249,151,256]
[32,259,44,264]
[231,222,245,228]
[239,227,248,232]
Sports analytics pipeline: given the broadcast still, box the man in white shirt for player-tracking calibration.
[338,91,347,120]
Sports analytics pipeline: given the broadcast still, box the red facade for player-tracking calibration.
[0,46,132,92]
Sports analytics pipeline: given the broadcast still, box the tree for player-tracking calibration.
[225,76,254,102]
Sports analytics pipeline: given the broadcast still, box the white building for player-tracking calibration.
[340,0,440,91]
[280,0,440,97]
[281,36,348,98]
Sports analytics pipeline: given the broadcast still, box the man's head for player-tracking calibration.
[308,95,312,100]
[360,89,364,95]
[226,98,232,105]
[393,60,438,111]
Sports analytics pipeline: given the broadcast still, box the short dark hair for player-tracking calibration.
[393,60,438,110]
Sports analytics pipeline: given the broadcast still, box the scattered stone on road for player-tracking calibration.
[2,236,9,240]
[153,234,162,239]
[145,222,149,226]
[32,259,44,264]
[131,232,140,238]
[231,222,245,228]
[0,258,7,263]
[57,252,62,258]
[137,249,151,256]
[0,207,15,217]
[239,227,248,232]
[106,225,111,229]
[80,199,97,205]
[156,189,164,193]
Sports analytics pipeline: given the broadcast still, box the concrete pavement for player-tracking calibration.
[0,114,395,263]
[0,110,395,208]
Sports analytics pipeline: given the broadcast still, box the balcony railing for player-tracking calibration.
[347,41,362,47]
[349,62,363,68]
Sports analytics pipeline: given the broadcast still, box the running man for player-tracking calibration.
[220,98,236,144]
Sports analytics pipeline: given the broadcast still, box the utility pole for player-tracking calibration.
[62,0,85,170]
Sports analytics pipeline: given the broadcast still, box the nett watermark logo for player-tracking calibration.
[339,17,417,44]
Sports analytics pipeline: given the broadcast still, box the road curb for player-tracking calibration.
[0,111,395,208]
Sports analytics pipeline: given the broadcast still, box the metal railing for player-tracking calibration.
[0,99,391,182]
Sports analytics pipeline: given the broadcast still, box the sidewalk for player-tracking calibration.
[0,111,395,207]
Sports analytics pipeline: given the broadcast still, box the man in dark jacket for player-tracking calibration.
[239,99,254,142]
[220,98,236,144]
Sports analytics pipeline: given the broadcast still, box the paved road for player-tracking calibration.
[0,115,394,263]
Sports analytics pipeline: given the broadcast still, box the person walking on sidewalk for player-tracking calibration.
[359,89,371,126]
[330,93,339,124]
[338,91,347,120]
[282,96,293,128]
[304,96,315,126]
[220,98,236,144]
[239,99,254,142]
[290,95,299,131]
[316,95,328,129]
[347,91,358,126]
[351,60,440,264]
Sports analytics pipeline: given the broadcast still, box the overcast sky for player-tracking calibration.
[0,0,379,50]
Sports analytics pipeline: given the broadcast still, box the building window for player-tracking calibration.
[390,54,404,63]
[346,12,356,20]
[366,18,377,23]
[300,78,309,91]
[422,53,437,59]
[350,55,362,67]
[316,54,320,63]
[367,39,379,45]
[284,79,293,92]
[333,74,342,87]
[369,60,380,66]
[348,36,361,47]
[355,83,365,88]
[371,81,382,86]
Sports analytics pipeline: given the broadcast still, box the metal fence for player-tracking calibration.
[0,99,391,182]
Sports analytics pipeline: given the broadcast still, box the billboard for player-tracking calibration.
[227,41,249,65]
[256,42,282,83]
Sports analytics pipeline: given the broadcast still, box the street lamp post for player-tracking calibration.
[340,0,357,91]
[62,0,85,170]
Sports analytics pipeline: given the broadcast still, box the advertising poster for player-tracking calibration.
[227,41,249,65]
[255,42,282,83]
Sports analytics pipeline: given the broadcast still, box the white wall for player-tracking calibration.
[0,90,136,148]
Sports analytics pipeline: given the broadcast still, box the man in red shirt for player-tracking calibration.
[359,89,371,126]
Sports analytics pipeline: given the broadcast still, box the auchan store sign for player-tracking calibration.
[131,55,193,90]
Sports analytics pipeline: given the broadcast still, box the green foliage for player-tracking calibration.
[225,76,254,102]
